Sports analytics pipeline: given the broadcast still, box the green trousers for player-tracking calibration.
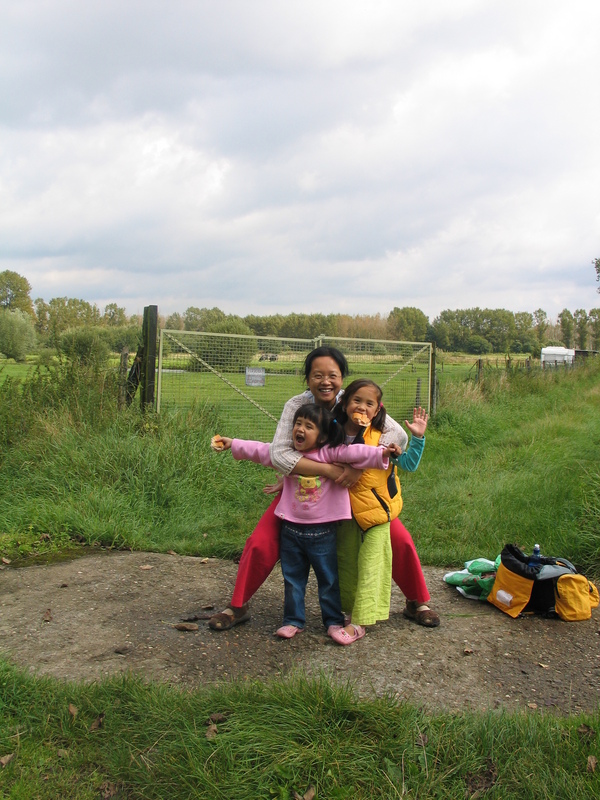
[336,518,392,626]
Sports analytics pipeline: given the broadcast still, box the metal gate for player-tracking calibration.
[157,330,432,441]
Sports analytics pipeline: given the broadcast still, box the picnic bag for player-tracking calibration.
[487,544,599,621]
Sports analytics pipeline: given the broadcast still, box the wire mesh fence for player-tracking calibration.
[157,331,433,441]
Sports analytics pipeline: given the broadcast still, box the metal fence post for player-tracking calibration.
[140,305,158,411]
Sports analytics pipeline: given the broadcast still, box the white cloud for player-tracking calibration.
[1,0,599,321]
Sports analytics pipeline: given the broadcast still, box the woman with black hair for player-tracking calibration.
[208,345,439,631]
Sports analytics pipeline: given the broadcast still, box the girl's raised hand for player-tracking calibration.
[404,407,428,439]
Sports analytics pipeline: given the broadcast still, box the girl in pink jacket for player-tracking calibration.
[212,404,396,643]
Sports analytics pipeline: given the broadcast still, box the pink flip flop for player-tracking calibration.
[327,624,366,645]
[276,624,304,639]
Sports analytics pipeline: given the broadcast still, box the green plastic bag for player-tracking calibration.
[443,555,500,601]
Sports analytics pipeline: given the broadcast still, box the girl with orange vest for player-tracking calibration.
[331,379,428,645]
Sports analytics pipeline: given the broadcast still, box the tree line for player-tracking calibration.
[165,305,600,356]
[1,269,600,363]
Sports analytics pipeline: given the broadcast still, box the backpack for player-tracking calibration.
[487,544,599,621]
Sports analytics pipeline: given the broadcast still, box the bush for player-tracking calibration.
[466,335,493,354]
[37,347,58,367]
[196,318,258,372]
[0,309,37,361]
[59,328,110,367]
[103,324,142,354]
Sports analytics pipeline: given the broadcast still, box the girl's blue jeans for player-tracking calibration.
[279,521,345,630]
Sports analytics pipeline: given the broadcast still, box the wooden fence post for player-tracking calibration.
[140,305,158,411]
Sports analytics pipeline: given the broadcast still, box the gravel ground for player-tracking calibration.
[1,550,599,715]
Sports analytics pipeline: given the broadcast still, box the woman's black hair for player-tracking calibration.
[333,378,387,432]
[293,403,345,448]
[303,346,349,383]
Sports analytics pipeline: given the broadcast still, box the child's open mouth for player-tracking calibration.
[295,433,305,445]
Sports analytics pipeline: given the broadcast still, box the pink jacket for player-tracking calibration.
[230,440,389,525]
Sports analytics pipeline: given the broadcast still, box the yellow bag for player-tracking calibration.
[554,574,600,621]
[487,562,534,618]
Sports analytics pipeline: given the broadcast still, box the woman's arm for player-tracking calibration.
[379,413,409,450]
[291,457,345,481]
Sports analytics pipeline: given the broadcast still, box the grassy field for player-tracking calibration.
[1,357,599,798]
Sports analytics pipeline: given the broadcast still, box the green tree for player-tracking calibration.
[512,311,535,352]
[594,257,600,292]
[103,303,127,327]
[0,271,34,316]
[514,311,534,335]
[558,309,574,348]
[184,307,226,331]
[0,308,37,361]
[533,309,549,344]
[34,298,50,336]
[574,309,588,349]
[196,316,257,372]
[46,298,101,346]
[244,314,286,337]
[478,309,515,352]
[387,307,429,342]
[588,309,600,350]
[165,312,184,330]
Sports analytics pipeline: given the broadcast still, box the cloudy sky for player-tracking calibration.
[1,0,599,323]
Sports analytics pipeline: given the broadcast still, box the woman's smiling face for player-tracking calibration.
[306,356,343,409]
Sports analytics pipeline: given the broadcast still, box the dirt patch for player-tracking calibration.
[1,551,599,714]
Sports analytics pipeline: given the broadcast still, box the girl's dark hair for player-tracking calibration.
[334,378,387,432]
[303,346,349,383]
[293,404,344,448]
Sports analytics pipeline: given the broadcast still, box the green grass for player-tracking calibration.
[0,360,37,383]
[1,661,599,799]
[400,361,600,575]
[1,357,599,576]
[0,404,272,562]
[1,356,600,797]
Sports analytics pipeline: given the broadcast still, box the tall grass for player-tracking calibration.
[0,362,271,561]
[401,360,600,575]
[1,357,599,576]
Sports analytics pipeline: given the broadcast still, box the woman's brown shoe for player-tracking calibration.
[403,601,440,628]
[208,604,250,631]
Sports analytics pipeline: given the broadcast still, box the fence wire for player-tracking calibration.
[157,331,432,441]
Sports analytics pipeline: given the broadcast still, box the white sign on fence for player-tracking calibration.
[245,367,266,387]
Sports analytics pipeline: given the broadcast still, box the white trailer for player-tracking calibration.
[541,346,575,367]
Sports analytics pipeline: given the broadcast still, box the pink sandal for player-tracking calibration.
[327,624,366,646]
[276,624,304,639]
